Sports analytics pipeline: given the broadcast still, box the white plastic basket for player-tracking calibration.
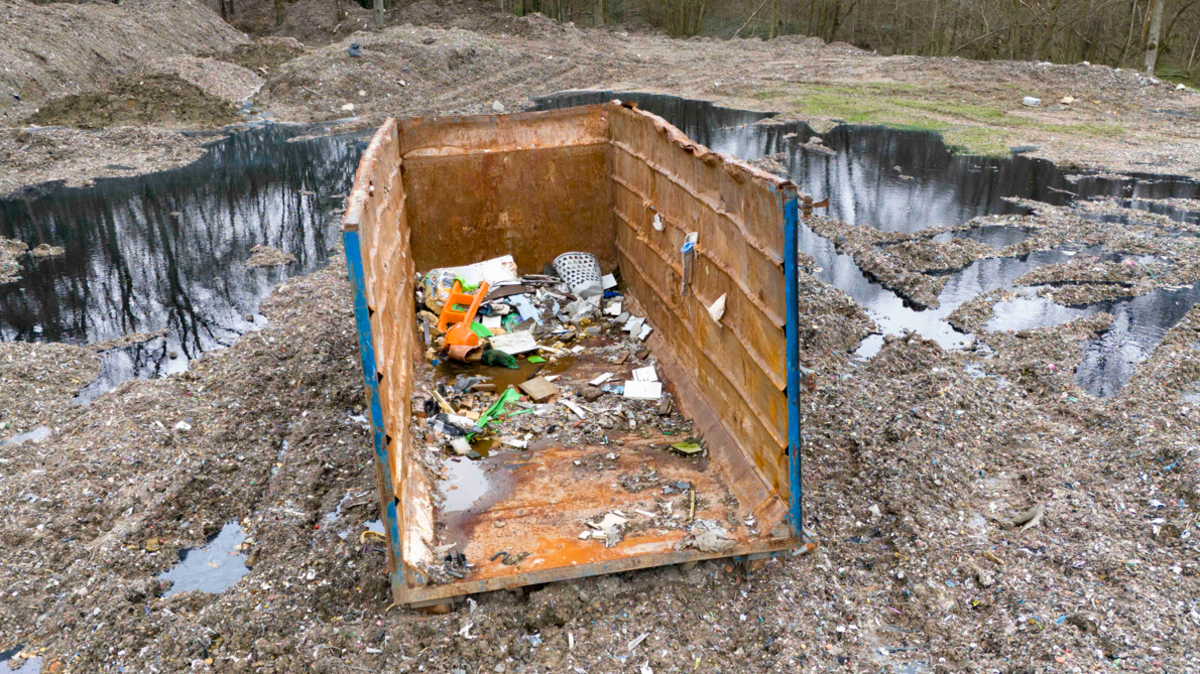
[552,252,602,288]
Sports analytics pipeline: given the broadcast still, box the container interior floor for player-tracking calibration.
[427,338,752,584]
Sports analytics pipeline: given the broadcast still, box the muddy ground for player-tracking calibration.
[3,0,1200,672]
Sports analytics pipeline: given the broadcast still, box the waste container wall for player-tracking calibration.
[343,102,803,606]
[609,103,795,527]
[342,118,435,588]
[398,105,616,275]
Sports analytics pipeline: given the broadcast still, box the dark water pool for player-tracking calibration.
[0,123,365,400]
[538,91,1200,396]
[2,97,1197,400]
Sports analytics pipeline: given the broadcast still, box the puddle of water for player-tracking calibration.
[0,651,41,674]
[156,521,250,597]
[537,92,1200,396]
[434,353,575,394]
[930,225,1031,249]
[1074,283,1200,397]
[2,426,51,445]
[364,519,384,534]
[441,457,492,513]
[0,123,366,400]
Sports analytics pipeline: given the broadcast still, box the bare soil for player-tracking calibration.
[24,74,241,131]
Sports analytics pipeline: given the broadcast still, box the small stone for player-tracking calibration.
[491,100,505,113]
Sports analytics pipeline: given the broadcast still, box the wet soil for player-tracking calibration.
[24,74,241,131]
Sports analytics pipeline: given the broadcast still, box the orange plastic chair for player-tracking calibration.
[437,280,490,333]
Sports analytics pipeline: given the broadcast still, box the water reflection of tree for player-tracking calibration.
[0,126,363,359]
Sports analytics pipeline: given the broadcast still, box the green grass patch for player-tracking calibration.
[768,82,1125,156]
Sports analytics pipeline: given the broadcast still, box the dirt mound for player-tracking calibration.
[25,74,240,130]
[204,0,377,45]
[205,0,582,44]
[0,0,247,124]
[211,36,308,73]
[144,56,264,103]
[258,24,613,122]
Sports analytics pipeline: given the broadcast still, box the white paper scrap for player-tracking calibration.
[623,380,662,400]
[637,323,653,341]
[561,399,588,418]
[589,373,615,386]
[605,301,623,316]
[632,366,658,382]
[482,315,502,329]
[432,255,518,288]
[601,273,618,290]
[487,331,540,355]
[707,293,727,324]
[623,315,644,334]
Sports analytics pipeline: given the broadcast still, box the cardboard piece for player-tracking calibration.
[519,376,559,403]
[488,331,540,355]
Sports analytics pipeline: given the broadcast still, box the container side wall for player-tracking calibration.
[343,119,435,602]
[609,103,797,532]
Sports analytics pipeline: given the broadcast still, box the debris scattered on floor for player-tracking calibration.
[402,252,756,580]
[245,244,297,267]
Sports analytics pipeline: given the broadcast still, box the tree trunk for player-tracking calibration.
[594,0,603,25]
[1036,0,1062,61]
[276,0,285,26]
[1143,0,1164,75]
[770,0,779,38]
[374,0,384,27]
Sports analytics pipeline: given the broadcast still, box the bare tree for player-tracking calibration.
[1144,0,1165,73]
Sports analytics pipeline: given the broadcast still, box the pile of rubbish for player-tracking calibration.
[405,253,725,581]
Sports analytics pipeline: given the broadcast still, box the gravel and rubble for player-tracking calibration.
[0,236,1198,671]
[0,237,25,284]
[3,1,1200,670]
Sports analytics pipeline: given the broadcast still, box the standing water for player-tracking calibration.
[536,91,1200,395]
[0,123,364,401]
[2,99,1197,399]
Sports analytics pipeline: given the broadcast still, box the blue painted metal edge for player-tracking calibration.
[342,231,406,591]
[783,194,804,537]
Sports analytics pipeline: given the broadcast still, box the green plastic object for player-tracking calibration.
[468,386,522,439]
[502,313,520,330]
[470,322,492,338]
[527,355,546,364]
[670,442,703,455]
[481,349,518,369]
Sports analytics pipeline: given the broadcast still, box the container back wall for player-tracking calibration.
[342,102,803,605]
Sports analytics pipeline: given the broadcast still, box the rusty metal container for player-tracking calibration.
[342,101,808,606]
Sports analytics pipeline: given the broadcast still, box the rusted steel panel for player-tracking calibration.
[610,103,795,508]
[403,145,615,274]
[398,105,610,157]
